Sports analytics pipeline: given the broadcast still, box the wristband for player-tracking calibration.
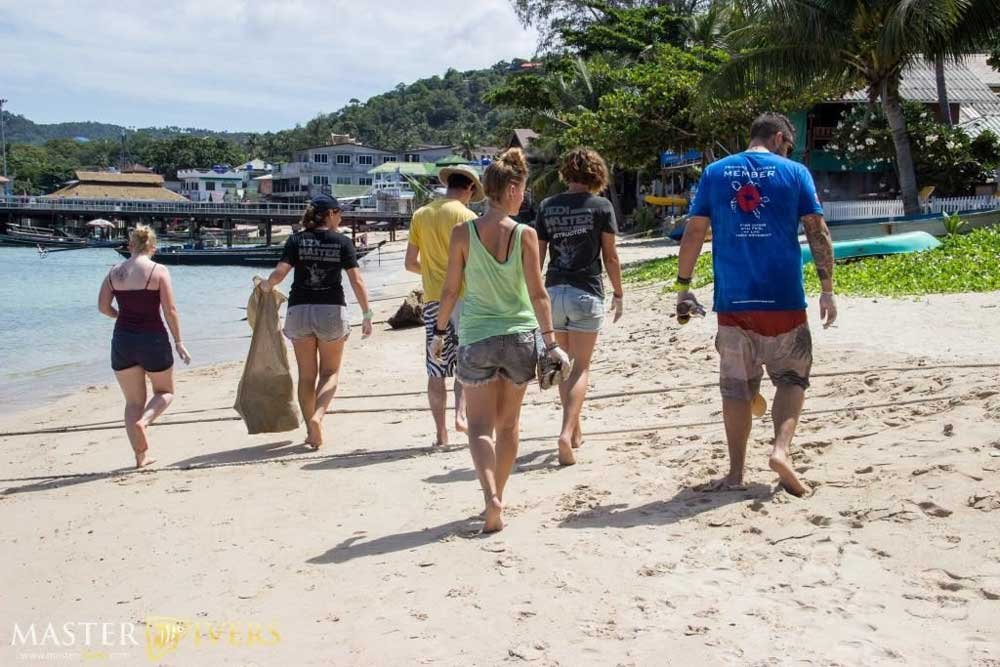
[362,309,374,320]
[672,280,691,293]
[675,275,692,285]
[545,341,561,351]
[433,327,449,336]
[821,291,835,297]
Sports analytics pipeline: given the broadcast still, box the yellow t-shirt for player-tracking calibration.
[409,198,476,302]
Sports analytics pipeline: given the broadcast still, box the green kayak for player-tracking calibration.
[801,231,941,264]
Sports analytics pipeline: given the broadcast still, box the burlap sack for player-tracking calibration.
[233,283,300,434]
[387,289,425,329]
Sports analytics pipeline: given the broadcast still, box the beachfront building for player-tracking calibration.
[271,134,500,202]
[793,59,1000,199]
[177,167,245,203]
[236,159,274,200]
[44,171,189,201]
[270,134,395,202]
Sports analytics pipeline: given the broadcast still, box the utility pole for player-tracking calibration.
[0,98,9,195]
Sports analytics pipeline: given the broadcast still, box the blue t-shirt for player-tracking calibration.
[689,150,823,312]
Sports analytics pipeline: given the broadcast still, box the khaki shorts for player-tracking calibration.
[283,304,351,342]
[716,323,812,401]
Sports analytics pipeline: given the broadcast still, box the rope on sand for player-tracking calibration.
[3,361,996,439]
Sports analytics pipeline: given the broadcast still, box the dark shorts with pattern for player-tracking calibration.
[715,311,812,401]
[423,300,460,378]
[457,330,541,387]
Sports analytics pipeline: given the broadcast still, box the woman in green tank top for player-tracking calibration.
[430,148,571,534]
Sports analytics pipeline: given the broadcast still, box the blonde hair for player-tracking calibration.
[483,148,529,202]
[129,224,157,254]
[559,147,609,193]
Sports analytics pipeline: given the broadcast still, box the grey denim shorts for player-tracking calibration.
[283,304,351,342]
[457,330,541,387]
[548,284,605,333]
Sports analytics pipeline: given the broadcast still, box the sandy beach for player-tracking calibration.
[2,239,999,666]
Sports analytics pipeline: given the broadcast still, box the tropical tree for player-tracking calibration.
[458,132,479,160]
[716,0,998,215]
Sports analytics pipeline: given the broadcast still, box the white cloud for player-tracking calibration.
[0,0,537,131]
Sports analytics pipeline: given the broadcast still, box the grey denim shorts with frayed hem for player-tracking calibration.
[456,330,541,387]
[283,304,351,342]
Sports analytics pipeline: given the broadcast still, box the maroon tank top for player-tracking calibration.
[110,266,167,334]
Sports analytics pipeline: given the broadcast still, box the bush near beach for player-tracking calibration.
[624,226,1000,297]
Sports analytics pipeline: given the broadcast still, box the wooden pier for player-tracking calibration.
[0,196,411,245]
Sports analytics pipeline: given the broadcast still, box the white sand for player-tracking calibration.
[2,244,999,665]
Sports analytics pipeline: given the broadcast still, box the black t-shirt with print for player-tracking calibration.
[535,192,618,297]
[280,229,359,306]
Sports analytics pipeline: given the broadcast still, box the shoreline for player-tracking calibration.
[2,239,1000,664]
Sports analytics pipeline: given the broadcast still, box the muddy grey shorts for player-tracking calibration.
[457,330,541,387]
[283,304,351,342]
[716,323,812,400]
[548,284,604,333]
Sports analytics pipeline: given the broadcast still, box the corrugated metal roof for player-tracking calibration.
[959,114,1000,139]
[842,61,1000,103]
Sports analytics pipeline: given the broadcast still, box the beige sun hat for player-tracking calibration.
[438,164,485,203]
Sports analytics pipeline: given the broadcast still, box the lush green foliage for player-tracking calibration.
[623,227,1000,296]
[6,134,248,194]
[1,111,252,146]
[827,103,1000,195]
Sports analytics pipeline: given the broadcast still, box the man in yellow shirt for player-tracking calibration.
[405,164,484,446]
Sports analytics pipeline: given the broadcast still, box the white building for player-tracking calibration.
[177,167,245,202]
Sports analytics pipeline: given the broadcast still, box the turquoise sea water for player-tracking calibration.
[0,245,406,414]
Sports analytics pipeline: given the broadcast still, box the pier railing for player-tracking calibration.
[0,195,409,221]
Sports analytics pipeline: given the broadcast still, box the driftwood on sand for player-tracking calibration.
[387,289,424,329]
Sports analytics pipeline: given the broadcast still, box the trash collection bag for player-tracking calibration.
[233,281,300,434]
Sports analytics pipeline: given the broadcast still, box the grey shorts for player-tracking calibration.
[716,323,812,401]
[283,304,351,342]
[457,330,541,387]
[548,284,604,333]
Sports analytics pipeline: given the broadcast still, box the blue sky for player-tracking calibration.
[0,0,538,132]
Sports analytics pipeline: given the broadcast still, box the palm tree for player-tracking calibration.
[458,132,478,160]
[718,0,989,216]
[925,0,1000,126]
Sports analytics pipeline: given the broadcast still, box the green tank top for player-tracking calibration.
[459,220,538,345]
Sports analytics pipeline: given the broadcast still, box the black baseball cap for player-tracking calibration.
[310,193,350,213]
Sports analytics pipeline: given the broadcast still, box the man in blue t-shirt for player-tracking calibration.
[676,112,838,497]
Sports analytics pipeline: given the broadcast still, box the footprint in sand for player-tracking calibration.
[914,500,953,518]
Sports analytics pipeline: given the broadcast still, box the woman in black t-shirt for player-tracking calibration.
[259,194,374,450]
[535,148,625,466]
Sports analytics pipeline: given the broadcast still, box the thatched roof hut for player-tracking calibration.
[45,171,189,201]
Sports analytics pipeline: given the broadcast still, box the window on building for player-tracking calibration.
[206,182,216,191]
[358,154,374,166]
[336,176,353,185]
[336,154,351,165]
[383,155,397,163]
[313,175,330,185]
[405,154,420,163]
[358,177,373,186]
[313,153,328,163]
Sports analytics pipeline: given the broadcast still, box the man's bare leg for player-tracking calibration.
[769,384,808,496]
[428,376,448,446]
[454,380,467,433]
[717,396,753,488]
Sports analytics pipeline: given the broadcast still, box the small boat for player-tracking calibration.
[114,240,386,267]
[0,223,122,249]
[801,231,941,264]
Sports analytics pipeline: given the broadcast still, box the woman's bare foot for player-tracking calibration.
[572,423,583,449]
[132,422,152,468]
[455,414,468,434]
[769,450,808,497]
[305,418,324,451]
[557,436,576,466]
[482,495,504,533]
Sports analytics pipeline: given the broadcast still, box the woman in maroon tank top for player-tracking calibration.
[98,225,191,467]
